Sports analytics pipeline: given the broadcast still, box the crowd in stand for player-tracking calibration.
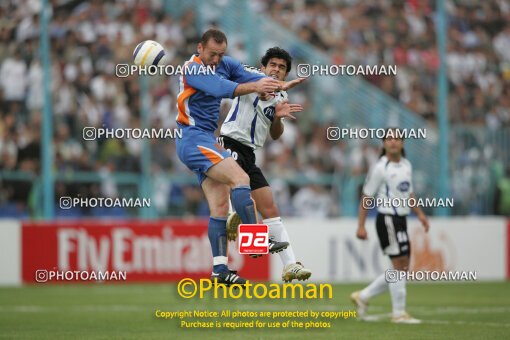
[262,0,510,126]
[0,0,507,217]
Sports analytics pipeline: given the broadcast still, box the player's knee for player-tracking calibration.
[209,201,229,217]
[260,202,280,219]
[230,171,250,188]
[396,264,409,271]
[391,256,410,271]
[399,263,410,271]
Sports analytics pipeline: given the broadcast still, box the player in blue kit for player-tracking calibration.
[175,29,305,286]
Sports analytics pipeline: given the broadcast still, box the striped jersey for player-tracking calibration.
[220,90,288,149]
[176,54,265,132]
[362,155,414,216]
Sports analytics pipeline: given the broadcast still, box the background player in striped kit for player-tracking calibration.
[351,128,430,323]
[219,47,312,282]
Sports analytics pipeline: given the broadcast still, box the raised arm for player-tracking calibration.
[228,59,281,96]
[184,63,239,98]
[233,78,281,97]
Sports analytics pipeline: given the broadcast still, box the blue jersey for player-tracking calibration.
[176,54,265,132]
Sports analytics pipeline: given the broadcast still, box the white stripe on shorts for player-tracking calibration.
[384,215,400,256]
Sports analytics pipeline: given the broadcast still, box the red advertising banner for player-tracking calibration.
[22,220,269,283]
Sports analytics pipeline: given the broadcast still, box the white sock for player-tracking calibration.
[389,271,407,316]
[359,273,388,301]
[263,217,296,266]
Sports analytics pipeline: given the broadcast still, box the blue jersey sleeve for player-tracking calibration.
[224,56,266,83]
[184,62,238,98]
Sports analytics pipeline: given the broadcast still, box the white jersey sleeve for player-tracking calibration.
[362,157,386,197]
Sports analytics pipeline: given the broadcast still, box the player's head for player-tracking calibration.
[260,47,292,81]
[380,127,406,158]
[197,29,228,67]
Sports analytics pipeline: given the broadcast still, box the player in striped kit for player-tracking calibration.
[219,47,312,282]
[351,128,430,323]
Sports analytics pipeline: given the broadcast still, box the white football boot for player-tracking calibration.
[282,262,312,282]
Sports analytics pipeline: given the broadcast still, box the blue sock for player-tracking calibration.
[231,185,258,224]
[208,217,228,273]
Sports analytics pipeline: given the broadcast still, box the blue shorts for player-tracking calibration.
[176,125,231,185]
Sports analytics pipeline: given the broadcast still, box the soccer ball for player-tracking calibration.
[133,40,167,66]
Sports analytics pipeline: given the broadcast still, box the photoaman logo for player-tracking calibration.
[238,224,268,255]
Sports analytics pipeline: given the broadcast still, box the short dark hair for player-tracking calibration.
[260,47,292,73]
[200,29,227,46]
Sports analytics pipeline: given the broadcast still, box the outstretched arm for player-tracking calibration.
[233,78,281,97]
[229,60,282,97]
[279,77,307,91]
[185,67,281,99]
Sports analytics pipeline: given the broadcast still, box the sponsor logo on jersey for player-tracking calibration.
[397,181,410,192]
[263,106,275,121]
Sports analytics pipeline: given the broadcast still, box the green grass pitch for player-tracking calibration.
[0,282,508,339]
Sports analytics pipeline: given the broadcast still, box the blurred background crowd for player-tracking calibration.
[0,0,509,218]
